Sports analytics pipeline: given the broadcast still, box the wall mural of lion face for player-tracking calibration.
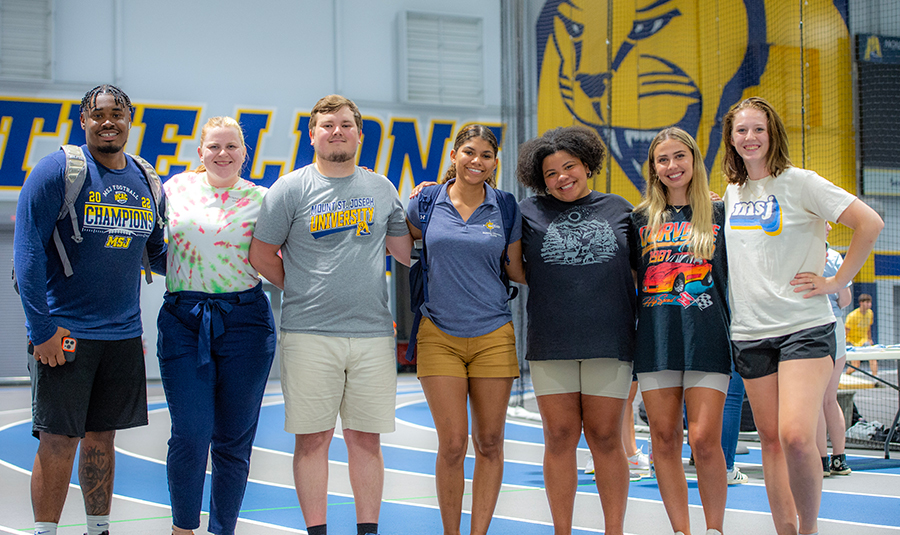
[536,0,766,200]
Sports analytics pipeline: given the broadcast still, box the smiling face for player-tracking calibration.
[542,150,591,202]
[450,136,497,188]
[81,93,131,156]
[730,107,771,179]
[536,0,761,198]
[310,105,361,164]
[653,138,693,204]
[199,125,246,188]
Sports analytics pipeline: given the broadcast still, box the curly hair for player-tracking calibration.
[722,97,792,185]
[441,124,499,188]
[80,84,134,119]
[516,126,604,194]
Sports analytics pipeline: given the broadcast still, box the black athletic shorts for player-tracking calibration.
[29,336,148,438]
[732,322,836,380]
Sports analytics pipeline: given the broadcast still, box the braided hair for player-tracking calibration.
[80,84,135,119]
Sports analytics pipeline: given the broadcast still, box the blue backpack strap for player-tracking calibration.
[494,188,519,300]
[127,153,165,284]
[406,183,445,362]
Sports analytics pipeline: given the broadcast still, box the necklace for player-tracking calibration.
[671,205,687,213]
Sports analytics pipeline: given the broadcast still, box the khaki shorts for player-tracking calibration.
[529,358,633,399]
[637,370,730,394]
[416,318,519,379]
[280,332,396,434]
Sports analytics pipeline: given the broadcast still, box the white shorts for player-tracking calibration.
[835,316,846,359]
[280,332,397,434]
[637,370,730,394]
[529,358,633,399]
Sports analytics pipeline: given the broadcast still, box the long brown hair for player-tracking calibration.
[722,97,792,185]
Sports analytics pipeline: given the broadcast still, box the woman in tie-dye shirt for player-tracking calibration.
[157,116,276,535]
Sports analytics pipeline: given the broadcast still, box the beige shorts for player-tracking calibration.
[416,318,519,379]
[637,370,730,394]
[280,331,396,434]
[529,358,633,399]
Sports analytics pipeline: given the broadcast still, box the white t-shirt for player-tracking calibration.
[164,171,267,293]
[724,167,855,340]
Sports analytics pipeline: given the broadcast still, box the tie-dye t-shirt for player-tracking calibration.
[164,171,267,293]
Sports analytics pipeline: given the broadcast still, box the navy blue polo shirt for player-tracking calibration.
[407,181,522,338]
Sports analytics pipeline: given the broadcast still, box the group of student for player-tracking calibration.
[14,83,882,535]
[410,96,882,535]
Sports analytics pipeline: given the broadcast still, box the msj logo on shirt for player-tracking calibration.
[729,195,782,235]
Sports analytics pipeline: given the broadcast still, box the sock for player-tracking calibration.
[357,523,378,535]
[34,523,57,535]
[86,515,110,535]
[307,524,327,535]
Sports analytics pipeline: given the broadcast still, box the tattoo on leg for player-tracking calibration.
[79,445,113,515]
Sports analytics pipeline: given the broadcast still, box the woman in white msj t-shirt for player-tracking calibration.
[721,97,883,535]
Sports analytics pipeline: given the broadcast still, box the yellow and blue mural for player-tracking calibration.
[0,98,501,193]
[535,0,853,205]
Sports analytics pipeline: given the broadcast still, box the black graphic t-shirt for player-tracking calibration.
[630,201,732,374]
[520,191,637,361]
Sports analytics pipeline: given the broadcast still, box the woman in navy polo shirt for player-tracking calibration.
[405,125,524,535]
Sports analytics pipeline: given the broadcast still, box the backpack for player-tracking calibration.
[13,145,165,293]
[405,183,519,362]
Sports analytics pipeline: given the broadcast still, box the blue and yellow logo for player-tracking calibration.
[729,195,783,236]
[309,197,375,239]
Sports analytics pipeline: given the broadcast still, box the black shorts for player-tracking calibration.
[29,336,147,438]
[732,323,836,380]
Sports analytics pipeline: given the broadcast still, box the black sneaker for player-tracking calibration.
[822,455,831,477]
[830,453,851,475]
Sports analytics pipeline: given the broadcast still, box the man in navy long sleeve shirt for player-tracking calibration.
[13,84,166,535]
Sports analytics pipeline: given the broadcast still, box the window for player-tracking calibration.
[400,12,484,106]
[0,0,52,80]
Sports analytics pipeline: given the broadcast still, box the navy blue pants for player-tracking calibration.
[157,284,275,535]
[721,367,746,470]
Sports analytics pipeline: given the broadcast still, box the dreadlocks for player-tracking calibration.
[80,84,134,118]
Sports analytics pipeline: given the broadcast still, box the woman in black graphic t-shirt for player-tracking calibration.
[516,126,636,535]
[631,127,731,535]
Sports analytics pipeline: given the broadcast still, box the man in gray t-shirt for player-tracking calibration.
[250,95,411,535]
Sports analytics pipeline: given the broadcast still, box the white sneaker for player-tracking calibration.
[628,449,651,475]
[727,466,748,485]
[584,455,595,475]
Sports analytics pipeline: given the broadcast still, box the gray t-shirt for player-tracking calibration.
[254,165,408,337]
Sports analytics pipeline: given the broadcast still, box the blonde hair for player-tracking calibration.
[194,116,246,173]
[440,124,499,188]
[635,127,716,260]
[722,97,792,185]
